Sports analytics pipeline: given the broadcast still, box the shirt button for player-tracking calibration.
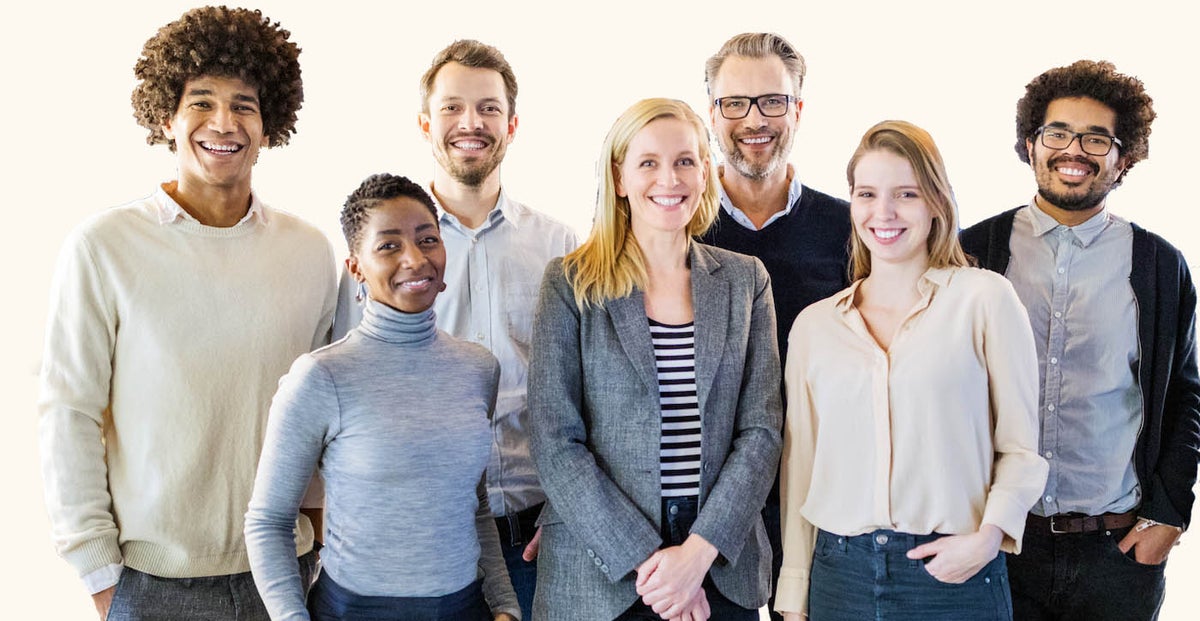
[669,505,679,515]
[1047,404,1056,412]
[1050,357,1058,365]
[1057,268,1065,274]
[475,333,485,341]
[1054,311,1062,318]
[875,534,889,545]
[1045,451,1053,459]
[1045,495,1054,503]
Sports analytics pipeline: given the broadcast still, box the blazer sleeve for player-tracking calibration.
[475,360,521,618]
[689,258,783,564]
[979,274,1048,553]
[528,260,662,582]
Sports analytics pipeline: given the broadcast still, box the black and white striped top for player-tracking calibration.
[649,318,701,498]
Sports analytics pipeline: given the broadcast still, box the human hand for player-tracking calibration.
[669,586,710,621]
[522,526,542,562]
[92,586,115,620]
[782,612,806,621]
[493,614,518,621]
[1118,520,1182,565]
[905,525,1003,584]
[635,534,718,618]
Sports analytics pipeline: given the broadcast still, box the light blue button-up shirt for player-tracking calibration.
[1005,202,1142,517]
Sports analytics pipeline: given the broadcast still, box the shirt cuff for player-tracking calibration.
[82,562,123,594]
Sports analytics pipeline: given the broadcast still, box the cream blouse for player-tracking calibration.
[774,266,1048,614]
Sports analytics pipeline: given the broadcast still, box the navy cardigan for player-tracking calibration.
[961,207,1200,528]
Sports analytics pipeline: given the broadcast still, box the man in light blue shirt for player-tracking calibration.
[334,40,576,620]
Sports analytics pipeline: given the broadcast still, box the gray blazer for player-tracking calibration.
[529,242,782,620]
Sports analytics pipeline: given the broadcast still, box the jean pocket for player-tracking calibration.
[1104,534,1168,570]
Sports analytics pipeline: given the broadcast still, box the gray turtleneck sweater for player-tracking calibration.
[245,299,516,620]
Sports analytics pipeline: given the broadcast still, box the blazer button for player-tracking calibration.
[587,549,595,558]
[601,564,610,574]
[594,557,603,567]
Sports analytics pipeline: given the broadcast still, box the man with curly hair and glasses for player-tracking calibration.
[961,60,1200,620]
[38,7,336,619]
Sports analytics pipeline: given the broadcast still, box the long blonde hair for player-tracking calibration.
[563,98,719,308]
[846,120,970,280]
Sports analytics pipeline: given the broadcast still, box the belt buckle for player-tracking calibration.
[1049,515,1070,534]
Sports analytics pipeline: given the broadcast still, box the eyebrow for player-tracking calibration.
[1045,121,1115,134]
[375,223,437,235]
[182,88,259,105]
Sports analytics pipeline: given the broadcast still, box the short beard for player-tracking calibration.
[1036,155,1115,212]
[720,131,792,181]
[435,131,506,188]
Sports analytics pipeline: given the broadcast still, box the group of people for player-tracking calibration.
[37,5,1199,621]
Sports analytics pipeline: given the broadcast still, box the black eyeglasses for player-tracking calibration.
[713,94,795,119]
[1034,125,1123,156]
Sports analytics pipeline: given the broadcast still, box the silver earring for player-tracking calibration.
[356,281,367,303]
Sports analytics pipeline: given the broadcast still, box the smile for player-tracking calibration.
[199,141,244,154]
[398,277,434,291]
[738,136,772,145]
[450,139,490,151]
[871,228,905,241]
[650,196,685,208]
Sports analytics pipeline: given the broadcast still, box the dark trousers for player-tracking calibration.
[1007,523,1166,620]
[495,502,542,621]
[106,549,318,621]
[616,496,758,621]
[308,574,489,621]
[763,498,784,621]
[808,529,1012,621]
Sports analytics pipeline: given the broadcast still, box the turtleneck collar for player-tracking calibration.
[358,298,438,346]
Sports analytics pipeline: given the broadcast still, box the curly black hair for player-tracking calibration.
[131,6,303,150]
[341,174,439,252]
[1015,60,1154,184]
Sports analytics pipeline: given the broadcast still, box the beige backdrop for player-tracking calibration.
[4,0,1198,617]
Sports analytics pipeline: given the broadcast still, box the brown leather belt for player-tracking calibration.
[1027,510,1138,534]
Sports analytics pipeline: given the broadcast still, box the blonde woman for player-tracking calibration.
[529,98,782,620]
[775,121,1048,620]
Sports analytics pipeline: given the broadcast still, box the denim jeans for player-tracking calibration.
[106,549,318,621]
[308,573,489,621]
[1006,523,1166,620]
[496,502,541,621]
[808,529,1012,621]
[616,496,758,621]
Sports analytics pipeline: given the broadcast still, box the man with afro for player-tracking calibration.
[961,60,1200,619]
[38,6,336,619]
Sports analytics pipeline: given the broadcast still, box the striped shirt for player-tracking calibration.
[649,318,701,498]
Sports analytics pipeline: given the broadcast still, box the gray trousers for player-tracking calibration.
[106,549,318,621]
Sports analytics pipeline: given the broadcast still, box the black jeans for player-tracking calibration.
[616,497,758,621]
[1006,524,1166,620]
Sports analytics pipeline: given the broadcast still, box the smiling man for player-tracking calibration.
[333,40,576,620]
[961,60,1200,620]
[697,32,851,621]
[38,7,336,620]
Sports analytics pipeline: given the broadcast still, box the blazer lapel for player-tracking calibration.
[690,245,728,413]
[606,291,659,392]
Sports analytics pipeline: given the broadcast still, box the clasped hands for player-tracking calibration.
[635,533,718,621]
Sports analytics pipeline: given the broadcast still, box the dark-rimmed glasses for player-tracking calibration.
[713,94,795,120]
[1034,125,1123,156]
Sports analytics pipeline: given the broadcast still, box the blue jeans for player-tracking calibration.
[106,549,318,620]
[308,573,489,621]
[616,497,758,621]
[496,503,541,621]
[808,529,1012,621]
[1006,522,1166,620]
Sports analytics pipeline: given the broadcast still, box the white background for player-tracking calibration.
[3,0,1198,617]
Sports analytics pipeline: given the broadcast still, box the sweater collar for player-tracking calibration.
[358,298,438,346]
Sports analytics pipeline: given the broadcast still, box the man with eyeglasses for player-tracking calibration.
[698,32,851,621]
[961,60,1199,620]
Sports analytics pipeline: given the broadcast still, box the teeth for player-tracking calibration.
[401,278,431,287]
[1057,166,1089,177]
[651,196,684,207]
[453,140,486,150]
[740,136,771,145]
[874,228,902,240]
[201,143,241,153]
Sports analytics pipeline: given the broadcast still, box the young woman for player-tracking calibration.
[529,98,782,621]
[774,121,1048,620]
[244,174,518,621]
